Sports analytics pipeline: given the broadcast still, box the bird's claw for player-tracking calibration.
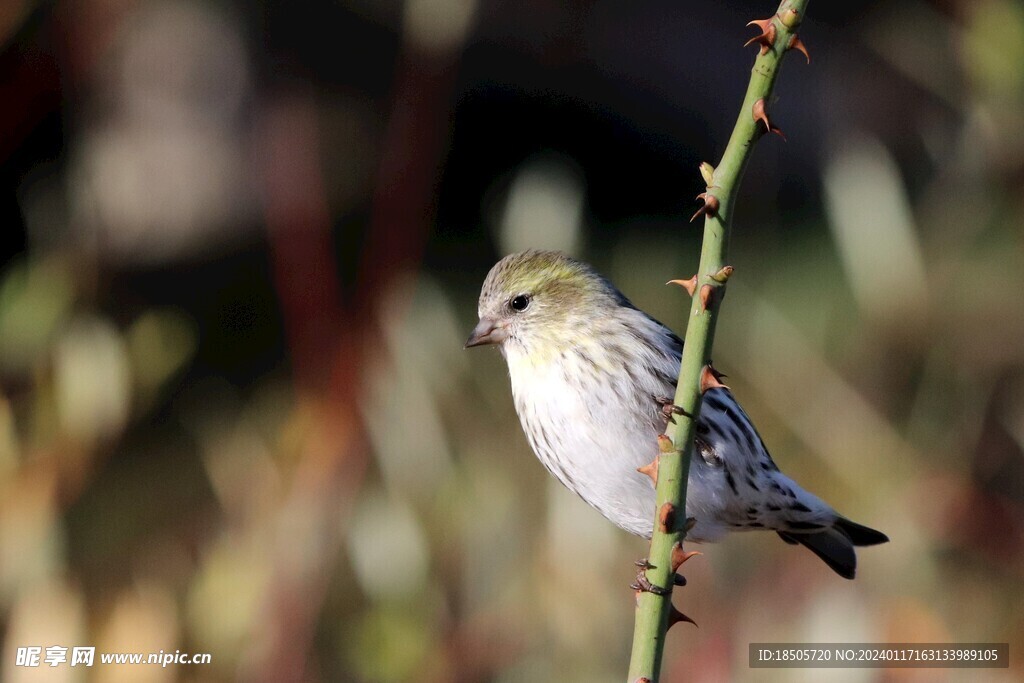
[631,557,696,626]
[655,396,691,424]
[631,568,672,596]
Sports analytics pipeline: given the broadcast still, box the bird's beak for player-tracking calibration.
[464,317,507,348]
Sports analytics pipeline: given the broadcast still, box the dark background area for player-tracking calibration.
[1,0,1021,681]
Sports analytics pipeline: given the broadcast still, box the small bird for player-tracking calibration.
[466,250,887,579]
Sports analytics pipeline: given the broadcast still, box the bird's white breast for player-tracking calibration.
[503,334,665,537]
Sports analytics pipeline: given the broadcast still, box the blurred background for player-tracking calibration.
[1,0,1022,681]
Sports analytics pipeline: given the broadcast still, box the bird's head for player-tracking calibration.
[465,250,624,356]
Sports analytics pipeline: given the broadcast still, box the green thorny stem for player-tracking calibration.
[626,2,810,681]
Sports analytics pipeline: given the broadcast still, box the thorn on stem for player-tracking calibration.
[752,98,786,141]
[788,35,810,63]
[700,364,729,393]
[670,543,702,571]
[744,17,776,55]
[669,605,699,629]
[637,457,659,484]
[667,275,698,297]
[690,193,719,222]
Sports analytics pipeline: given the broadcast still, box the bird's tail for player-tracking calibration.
[835,517,889,547]
[777,517,888,580]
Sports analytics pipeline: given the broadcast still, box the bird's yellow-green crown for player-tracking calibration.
[481,250,619,308]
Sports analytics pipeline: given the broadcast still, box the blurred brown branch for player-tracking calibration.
[249,17,470,683]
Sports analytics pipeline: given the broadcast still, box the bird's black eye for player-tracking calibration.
[510,294,531,312]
